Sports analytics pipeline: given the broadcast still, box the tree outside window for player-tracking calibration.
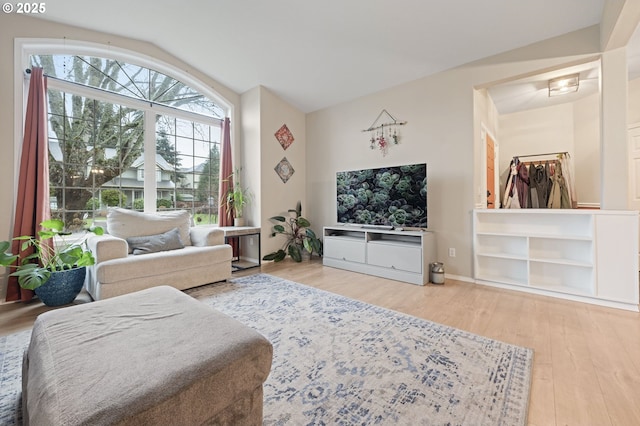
[31,54,224,229]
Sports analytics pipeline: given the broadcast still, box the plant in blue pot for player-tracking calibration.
[0,219,104,306]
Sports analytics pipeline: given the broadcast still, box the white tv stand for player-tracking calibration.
[323,226,436,285]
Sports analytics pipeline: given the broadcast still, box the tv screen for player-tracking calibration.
[336,163,427,228]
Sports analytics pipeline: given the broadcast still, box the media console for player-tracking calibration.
[323,226,436,285]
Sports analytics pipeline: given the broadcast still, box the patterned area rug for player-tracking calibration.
[0,274,533,425]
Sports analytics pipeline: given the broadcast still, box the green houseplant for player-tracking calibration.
[224,169,253,226]
[263,201,323,262]
[0,219,104,305]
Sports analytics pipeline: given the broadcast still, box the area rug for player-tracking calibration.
[0,274,533,425]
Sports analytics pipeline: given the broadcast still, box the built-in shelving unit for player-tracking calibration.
[473,209,639,311]
[323,226,436,285]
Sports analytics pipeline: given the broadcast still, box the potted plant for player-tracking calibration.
[0,219,104,306]
[263,201,323,262]
[224,169,252,226]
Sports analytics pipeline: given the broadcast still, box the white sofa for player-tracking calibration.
[86,208,232,300]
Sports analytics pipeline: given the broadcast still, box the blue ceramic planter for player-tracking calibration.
[34,267,86,306]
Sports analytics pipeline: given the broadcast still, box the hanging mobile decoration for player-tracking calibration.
[363,109,406,156]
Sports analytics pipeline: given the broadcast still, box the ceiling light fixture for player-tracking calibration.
[548,73,579,97]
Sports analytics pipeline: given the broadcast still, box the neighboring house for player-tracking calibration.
[103,153,176,207]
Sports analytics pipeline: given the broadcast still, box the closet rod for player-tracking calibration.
[515,151,568,159]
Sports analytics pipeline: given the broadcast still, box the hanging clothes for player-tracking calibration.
[547,162,571,209]
[528,161,552,208]
[528,163,538,208]
[558,153,577,208]
[503,158,521,209]
[514,162,530,209]
[501,153,575,209]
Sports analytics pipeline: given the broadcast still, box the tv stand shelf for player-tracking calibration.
[323,226,436,285]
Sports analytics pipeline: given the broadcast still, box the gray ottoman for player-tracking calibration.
[22,286,273,426]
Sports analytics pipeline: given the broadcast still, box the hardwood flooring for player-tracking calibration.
[2,258,639,425]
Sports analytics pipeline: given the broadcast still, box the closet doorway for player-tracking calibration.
[480,124,500,209]
[629,123,640,210]
[485,131,497,208]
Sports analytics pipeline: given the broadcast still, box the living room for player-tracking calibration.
[1,1,640,425]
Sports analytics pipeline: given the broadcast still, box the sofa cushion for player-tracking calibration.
[126,227,185,255]
[107,208,192,246]
[96,245,231,284]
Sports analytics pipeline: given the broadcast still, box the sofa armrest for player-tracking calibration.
[87,234,129,263]
[190,227,225,247]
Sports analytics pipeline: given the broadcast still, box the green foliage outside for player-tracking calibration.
[101,189,127,207]
[157,198,172,208]
[196,146,221,205]
[85,197,100,210]
[193,213,218,225]
[133,199,144,210]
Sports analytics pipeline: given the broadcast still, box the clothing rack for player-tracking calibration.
[513,151,568,159]
[503,150,576,210]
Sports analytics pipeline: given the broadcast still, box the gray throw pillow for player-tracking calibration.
[126,227,185,255]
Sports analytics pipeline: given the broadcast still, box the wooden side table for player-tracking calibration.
[219,226,261,271]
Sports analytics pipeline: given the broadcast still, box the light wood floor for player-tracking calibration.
[2,259,639,426]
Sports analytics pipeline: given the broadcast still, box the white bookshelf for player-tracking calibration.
[473,209,639,311]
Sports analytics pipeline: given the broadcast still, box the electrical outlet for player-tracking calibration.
[448,248,456,257]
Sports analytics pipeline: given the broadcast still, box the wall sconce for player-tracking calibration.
[548,73,579,97]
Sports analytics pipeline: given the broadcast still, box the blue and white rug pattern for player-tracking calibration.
[189,274,533,425]
[0,274,533,425]
[0,330,29,426]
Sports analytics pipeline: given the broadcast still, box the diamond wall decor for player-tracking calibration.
[275,124,295,150]
[274,157,295,183]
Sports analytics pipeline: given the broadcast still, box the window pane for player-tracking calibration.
[32,54,223,119]
[34,53,223,222]
[47,88,143,223]
[157,114,221,222]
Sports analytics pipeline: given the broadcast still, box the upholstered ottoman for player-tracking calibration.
[22,286,273,426]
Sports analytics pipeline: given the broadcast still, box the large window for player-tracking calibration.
[29,53,225,229]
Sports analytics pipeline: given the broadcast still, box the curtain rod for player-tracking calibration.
[24,68,224,125]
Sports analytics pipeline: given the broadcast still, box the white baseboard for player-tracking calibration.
[443,274,474,284]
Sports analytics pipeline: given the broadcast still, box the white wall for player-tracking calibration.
[630,78,640,124]
[307,26,624,279]
[574,93,602,205]
[241,86,307,258]
[499,103,575,169]
[601,47,630,209]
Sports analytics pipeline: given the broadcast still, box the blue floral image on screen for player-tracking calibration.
[336,163,427,228]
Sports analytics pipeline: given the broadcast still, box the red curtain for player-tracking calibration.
[218,117,234,226]
[217,117,238,256]
[6,68,51,302]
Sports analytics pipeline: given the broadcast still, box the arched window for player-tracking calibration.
[19,40,230,229]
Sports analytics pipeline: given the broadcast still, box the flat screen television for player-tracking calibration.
[336,163,427,228]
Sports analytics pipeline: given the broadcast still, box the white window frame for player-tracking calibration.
[14,38,233,217]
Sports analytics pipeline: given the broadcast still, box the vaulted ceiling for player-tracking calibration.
[29,0,638,113]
